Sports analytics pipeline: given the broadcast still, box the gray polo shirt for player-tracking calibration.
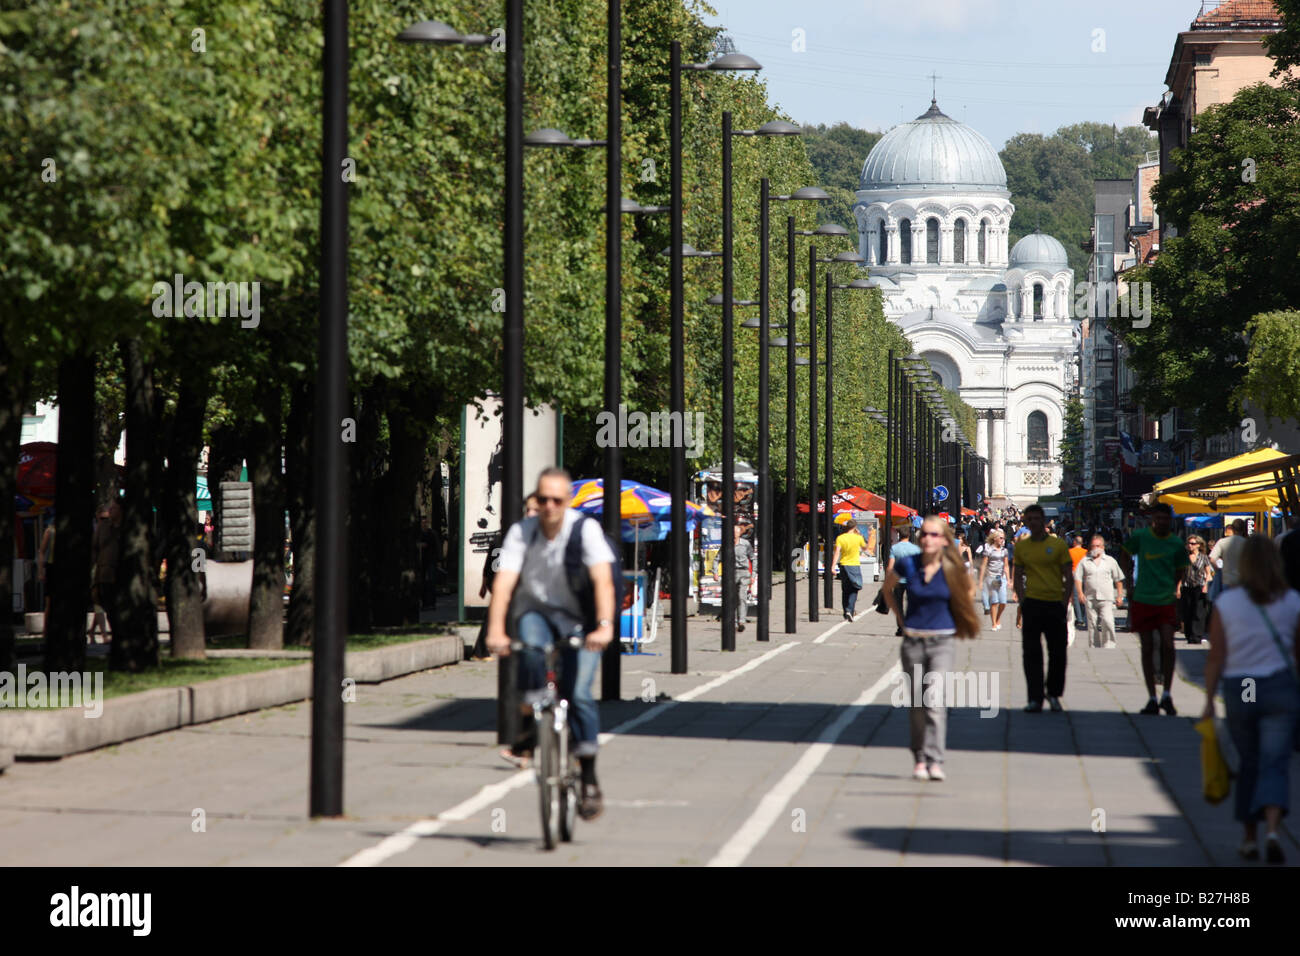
[1074,552,1123,602]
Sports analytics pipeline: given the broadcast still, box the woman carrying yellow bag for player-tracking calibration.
[1201,534,1300,864]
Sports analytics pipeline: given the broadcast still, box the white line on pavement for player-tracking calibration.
[812,610,864,644]
[706,659,902,868]
[339,640,801,866]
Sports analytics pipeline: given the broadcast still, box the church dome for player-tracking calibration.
[859,100,1007,192]
[1009,230,1069,270]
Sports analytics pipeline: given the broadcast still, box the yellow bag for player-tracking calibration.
[1195,717,1231,805]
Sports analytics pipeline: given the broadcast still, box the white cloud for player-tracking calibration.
[863,0,1006,33]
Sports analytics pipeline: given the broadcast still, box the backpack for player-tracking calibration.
[525,514,626,635]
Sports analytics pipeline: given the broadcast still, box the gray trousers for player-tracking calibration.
[1085,598,1116,647]
[900,635,955,765]
[736,571,751,624]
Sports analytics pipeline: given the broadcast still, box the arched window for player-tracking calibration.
[878,220,888,264]
[954,220,966,264]
[1033,283,1044,319]
[926,217,940,264]
[978,219,988,264]
[1027,411,1049,460]
[899,218,912,264]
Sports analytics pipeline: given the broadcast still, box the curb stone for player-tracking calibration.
[0,634,461,761]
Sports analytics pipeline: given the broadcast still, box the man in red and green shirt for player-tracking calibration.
[1121,503,1189,716]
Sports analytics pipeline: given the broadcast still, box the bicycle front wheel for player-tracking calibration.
[536,713,561,850]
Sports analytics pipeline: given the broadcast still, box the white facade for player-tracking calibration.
[853,100,1075,503]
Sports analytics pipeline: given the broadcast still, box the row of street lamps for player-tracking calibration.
[311,4,990,814]
[395,11,991,745]
[865,353,988,567]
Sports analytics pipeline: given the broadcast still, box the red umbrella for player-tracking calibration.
[797,487,916,517]
[17,442,57,498]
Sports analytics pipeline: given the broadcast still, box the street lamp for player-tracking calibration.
[668,42,761,675]
[817,250,865,609]
[401,16,516,749]
[718,112,801,653]
[756,182,828,641]
[786,223,852,627]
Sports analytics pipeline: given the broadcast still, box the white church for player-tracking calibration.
[852,99,1075,503]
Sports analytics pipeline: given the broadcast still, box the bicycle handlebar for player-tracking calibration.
[509,634,585,653]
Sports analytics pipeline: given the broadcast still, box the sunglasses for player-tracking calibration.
[535,495,567,506]
[920,531,944,539]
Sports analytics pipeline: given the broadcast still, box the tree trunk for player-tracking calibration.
[247,379,285,650]
[285,379,315,646]
[0,343,29,675]
[110,337,159,673]
[164,378,208,659]
[371,399,426,626]
[347,382,384,634]
[45,354,94,675]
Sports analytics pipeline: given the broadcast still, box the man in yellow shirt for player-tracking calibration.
[832,519,868,622]
[1012,504,1074,713]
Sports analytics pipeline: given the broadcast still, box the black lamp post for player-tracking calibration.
[381,17,497,815]
[719,114,801,652]
[774,223,847,632]
[817,251,865,608]
[863,402,888,566]
[669,44,760,674]
[755,183,827,642]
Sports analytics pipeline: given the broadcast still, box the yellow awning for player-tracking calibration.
[1152,448,1290,515]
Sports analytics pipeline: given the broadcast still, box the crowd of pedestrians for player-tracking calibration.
[833,498,1300,863]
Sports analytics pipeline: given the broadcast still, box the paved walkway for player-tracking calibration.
[0,576,1291,866]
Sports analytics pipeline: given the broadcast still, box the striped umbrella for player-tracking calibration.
[569,478,713,543]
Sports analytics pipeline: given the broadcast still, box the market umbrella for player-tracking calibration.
[569,478,713,545]
[17,442,57,498]
[1150,448,1290,514]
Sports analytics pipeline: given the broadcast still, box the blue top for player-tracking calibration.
[899,554,956,635]
[890,541,921,582]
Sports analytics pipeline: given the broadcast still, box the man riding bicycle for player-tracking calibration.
[486,467,616,820]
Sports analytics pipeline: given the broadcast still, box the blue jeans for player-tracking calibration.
[515,611,601,756]
[1222,670,1300,823]
[982,577,1007,610]
[840,565,863,615]
[1071,591,1086,627]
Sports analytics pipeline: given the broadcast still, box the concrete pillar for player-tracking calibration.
[886,223,900,265]
[976,411,989,462]
[990,410,1006,497]
[940,226,953,265]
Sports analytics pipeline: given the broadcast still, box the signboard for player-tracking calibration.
[458,396,561,619]
[933,484,949,502]
[218,482,253,553]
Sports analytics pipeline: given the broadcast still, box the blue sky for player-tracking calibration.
[699,0,1202,148]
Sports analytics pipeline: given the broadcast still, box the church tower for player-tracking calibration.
[852,101,1075,504]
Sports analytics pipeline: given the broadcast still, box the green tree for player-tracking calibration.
[1000,123,1154,277]
[800,122,882,234]
[1057,396,1084,492]
[1116,82,1300,437]
[1240,311,1300,424]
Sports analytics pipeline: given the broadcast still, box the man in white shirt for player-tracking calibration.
[487,468,616,820]
[1075,534,1126,649]
[1210,520,1248,590]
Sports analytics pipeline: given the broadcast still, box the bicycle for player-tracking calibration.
[511,633,583,849]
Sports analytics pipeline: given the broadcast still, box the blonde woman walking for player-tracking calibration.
[977,529,1010,631]
[882,516,981,781]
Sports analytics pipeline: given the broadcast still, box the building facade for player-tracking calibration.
[852,100,1075,504]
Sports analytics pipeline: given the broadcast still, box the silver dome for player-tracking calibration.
[1009,230,1069,270]
[860,101,1007,192]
